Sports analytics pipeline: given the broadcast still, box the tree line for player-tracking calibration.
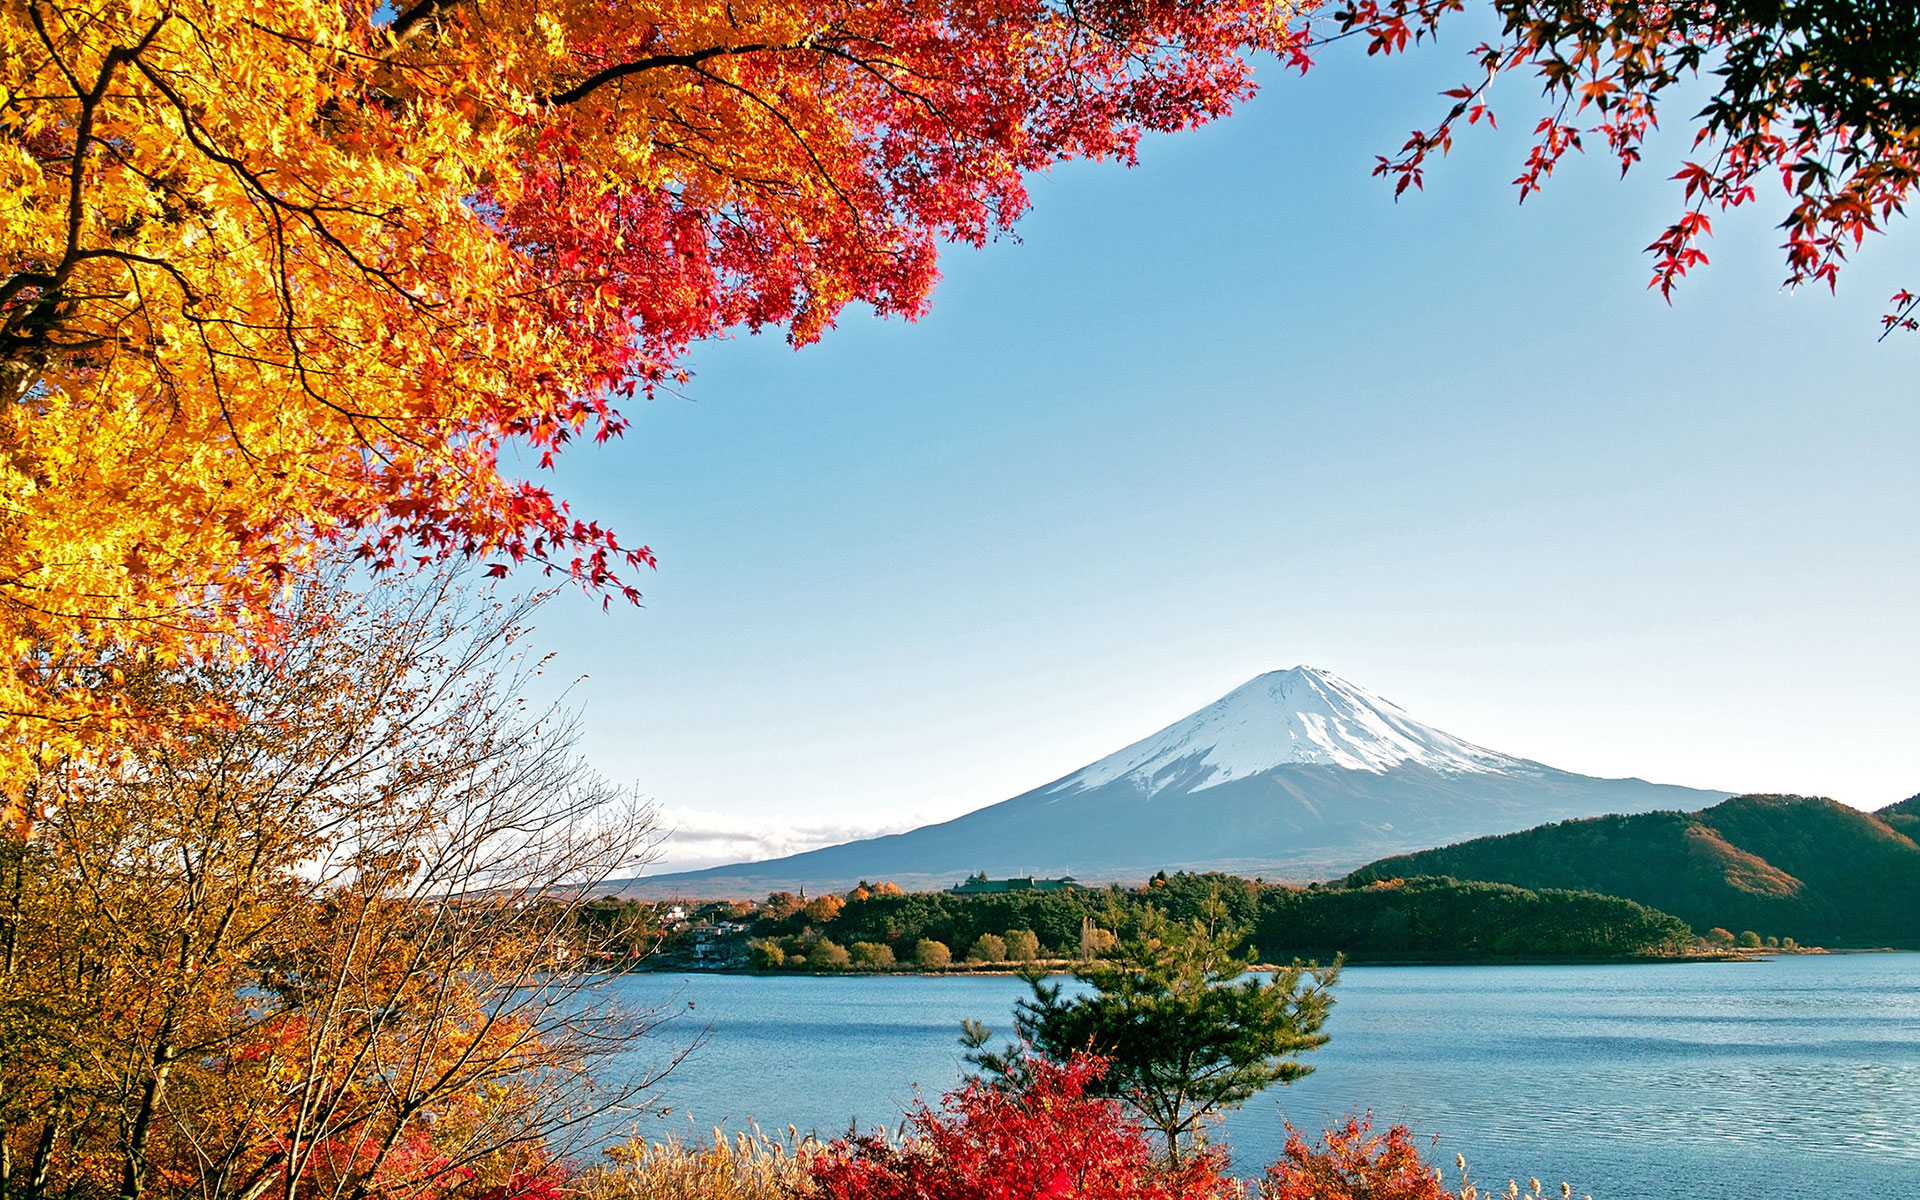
[721,868,1694,969]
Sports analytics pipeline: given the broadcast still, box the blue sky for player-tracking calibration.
[529,34,1920,871]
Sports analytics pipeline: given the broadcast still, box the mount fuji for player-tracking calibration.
[630,667,1731,896]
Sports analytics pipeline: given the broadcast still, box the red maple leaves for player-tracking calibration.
[810,1055,1234,1200]
[809,1055,1493,1200]
[1326,0,1920,314]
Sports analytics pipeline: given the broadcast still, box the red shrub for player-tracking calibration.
[810,1054,1231,1200]
[1261,1115,1451,1200]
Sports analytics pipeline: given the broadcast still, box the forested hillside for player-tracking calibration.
[1347,795,1920,948]
[1256,878,1692,960]
[729,870,1695,965]
[1878,794,1920,837]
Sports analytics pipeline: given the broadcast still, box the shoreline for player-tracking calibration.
[626,948,1868,977]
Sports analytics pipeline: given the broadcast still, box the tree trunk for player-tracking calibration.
[120,1049,171,1200]
[0,815,29,1200]
[24,1099,64,1200]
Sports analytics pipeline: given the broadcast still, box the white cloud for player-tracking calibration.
[642,804,956,872]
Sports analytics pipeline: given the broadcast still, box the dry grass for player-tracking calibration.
[575,1128,824,1200]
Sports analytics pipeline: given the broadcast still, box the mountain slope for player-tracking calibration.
[1877,793,1920,837]
[1346,794,1920,947]
[630,667,1728,897]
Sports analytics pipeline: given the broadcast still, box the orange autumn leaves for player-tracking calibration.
[0,576,661,1200]
[0,0,1313,782]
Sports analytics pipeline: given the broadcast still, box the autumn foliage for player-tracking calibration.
[570,1091,1575,1200]
[1260,1115,1450,1200]
[809,1054,1235,1200]
[0,575,670,1200]
[1330,0,1920,310]
[0,0,1311,779]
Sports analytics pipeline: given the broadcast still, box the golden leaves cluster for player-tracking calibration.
[1,0,1306,784]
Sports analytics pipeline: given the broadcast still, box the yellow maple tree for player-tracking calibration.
[0,0,1307,785]
[0,573,675,1200]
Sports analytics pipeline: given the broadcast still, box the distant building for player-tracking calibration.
[950,873,1081,895]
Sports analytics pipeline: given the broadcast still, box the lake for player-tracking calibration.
[593,954,1920,1199]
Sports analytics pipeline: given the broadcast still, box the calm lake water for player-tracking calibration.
[594,955,1920,1200]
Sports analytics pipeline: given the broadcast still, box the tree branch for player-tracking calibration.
[544,42,798,106]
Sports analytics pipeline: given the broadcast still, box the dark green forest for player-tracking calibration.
[1259,877,1692,959]
[1878,793,1920,838]
[740,870,1694,965]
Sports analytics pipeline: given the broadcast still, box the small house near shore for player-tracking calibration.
[949,872,1081,896]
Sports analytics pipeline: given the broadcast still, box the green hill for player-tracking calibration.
[1345,794,1920,948]
[1878,793,1920,837]
[1254,876,1692,961]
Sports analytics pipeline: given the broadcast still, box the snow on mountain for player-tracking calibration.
[1047,666,1526,795]
[622,666,1733,897]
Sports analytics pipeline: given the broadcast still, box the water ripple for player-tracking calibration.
[599,954,1920,1199]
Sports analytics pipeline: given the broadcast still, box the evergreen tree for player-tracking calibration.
[965,912,1337,1163]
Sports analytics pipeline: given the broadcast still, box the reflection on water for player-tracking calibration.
[595,954,1920,1200]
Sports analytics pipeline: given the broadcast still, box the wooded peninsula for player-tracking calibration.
[590,870,1717,972]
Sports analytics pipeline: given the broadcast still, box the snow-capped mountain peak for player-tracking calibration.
[1046,666,1523,796]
